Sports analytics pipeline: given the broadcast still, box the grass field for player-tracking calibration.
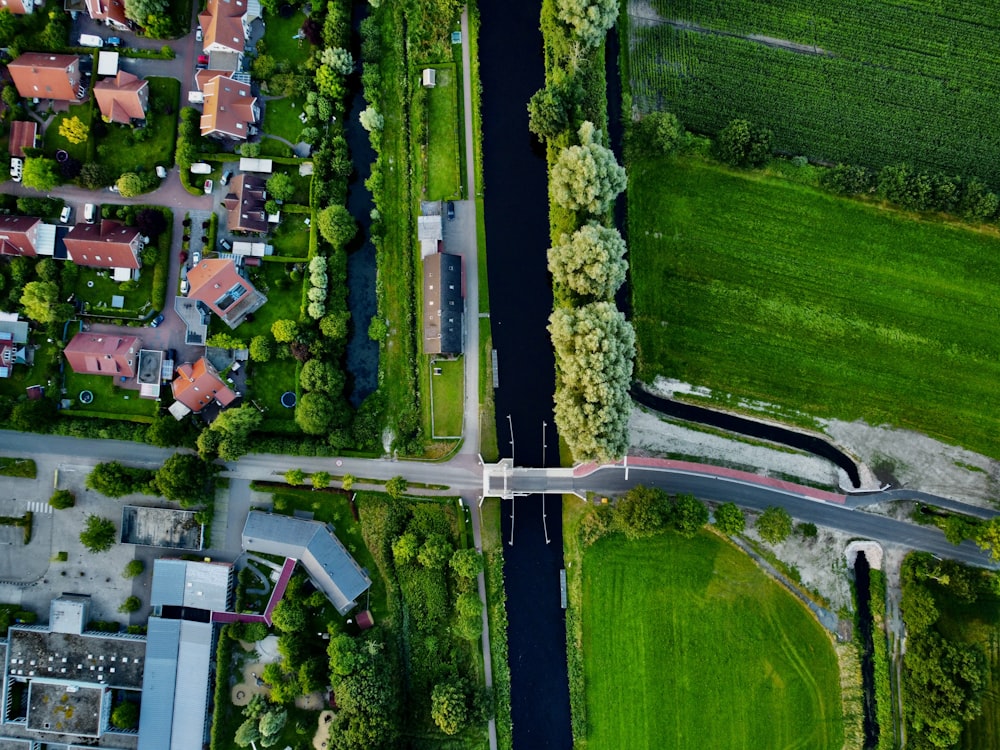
[43,106,92,163]
[430,356,463,437]
[581,531,843,749]
[424,65,461,200]
[94,78,180,176]
[630,154,1000,457]
[627,0,1000,183]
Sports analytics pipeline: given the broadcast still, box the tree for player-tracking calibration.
[320,311,351,340]
[548,222,627,300]
[284,468,305,486]
[258,709,288,747]
[0,10,15,48]
[630,111,683,157]
[555,0,618,47]
[155,453,215,506]
[368,317,388,341]
[271,319,299,343]
[249,334,275,362]
[359,105,383,132]
[321,46,354,74]
[111,702,139,729]
[49,489,75,510]
[270,600,306,633]
[79,162,115,190]
[135,207,168,238]
[342,474,355,491]
[86,461,154,497]
[385,476,407,500]
[295,391,335,434]
[116,172,146,198]
[450,548,484,579]
[672,494,708,537]
[713,502,745,535]
[21,158,58,191]
[124,0,169,26]
[300,359,344,394]
[615,485,670,539]
[58,116,89,144]
[118,595,141,614]
[265,172,294,202]
[756,506,792,544]
[527,79,580,141]
[80,515,117,553]
[417,533,453,568]
[798,522,819,538]
[392,532,419,565]
[205,405,263,461]
[311,471,331,489]
[317,204,358,249]
[550,122,626,214]
[122,560,144,578]
[234,718,261,748]
[20,281,72,324]
[431,680,468,735]
[716,118,773,167]
[549,301,635,462]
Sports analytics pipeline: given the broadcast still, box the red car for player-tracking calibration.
[197,54,209,68]
[179,251,188,264]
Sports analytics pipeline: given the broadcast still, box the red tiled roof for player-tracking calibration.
[200,75,256,140]
[0,215,40,257]
[171,357,236,412]
[64,219,141,270]
[94,71,148,124]
[0,0,32,15]
[85,0,128,28]
[64,332,141,377]
[186,258,264,327]
[8,53,82,102]
[199,0,247,55]
[8,121,37,158]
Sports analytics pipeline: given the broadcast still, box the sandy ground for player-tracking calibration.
[232,661,271,706]
[313,710,335,750]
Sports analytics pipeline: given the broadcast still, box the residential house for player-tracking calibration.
[171,357,237,414]
[94,70,148,124]
[223,173,268,233]
[186,258,266,328]
[0,215,41,257]
[8,121,37,158]
[8,53,84,102]
[63,332,140,378]
[0,313,28,378]
[84,0,129,30]
[0,332,17,378]
[63,219,143,276]
[422,252,464,355]
[199,74,258,140]
[199,0,260,57]
[0,0,32,13]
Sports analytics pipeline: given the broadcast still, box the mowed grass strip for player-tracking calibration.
[582,531,843,749]
[631,155,1000,457]
[425,65,461,200]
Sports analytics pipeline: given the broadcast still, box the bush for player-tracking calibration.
[48,489,75,510]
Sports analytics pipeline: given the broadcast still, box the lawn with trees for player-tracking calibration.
[628,153,1000,458]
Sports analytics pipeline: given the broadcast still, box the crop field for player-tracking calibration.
[626,0,1000,182]
[630,155,1000,458]
[581,531,842,749]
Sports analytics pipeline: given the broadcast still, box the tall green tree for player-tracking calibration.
[124,0,169,26]
[21,158,58,191]
[713,502,745,535]
[548,222,627,300]
[80,515,117,553]
[756,506,792,544]
[20,281,72,324]
[554,0,618,47]
[550,122,627,214]
[155,452,215,506]
[317,204,358,249]
[431,679,468,735]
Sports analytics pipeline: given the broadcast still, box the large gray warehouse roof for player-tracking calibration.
[150,558,232,611]
[241,511,371,615]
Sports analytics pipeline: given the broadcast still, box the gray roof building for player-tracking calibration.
[423,252,463,355]
[241,511,371,615]
[150,559,232,612]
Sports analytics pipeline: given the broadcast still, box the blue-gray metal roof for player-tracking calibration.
[149,560,186,609]
[137,618,179,750]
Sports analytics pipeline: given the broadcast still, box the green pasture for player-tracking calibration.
[630,155,1000,457]
[581,531,843,749]
[430,356,463,437]
[424,65,461,200]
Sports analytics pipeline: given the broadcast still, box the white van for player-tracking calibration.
[79,34,104,48]
[84,203,97,223]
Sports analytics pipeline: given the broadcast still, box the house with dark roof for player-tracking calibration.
[241,511,372,616]
[200,74,258,140]
[94,70,148,125]
[422,252,464,355]
[170,357,236,415]
[63,219,143,275]
[63,332,140,378]
[84,0,129,29]
[0,215,41,257]
[8,53,84,102]
[223,173,268,233]
[186,258,266,328]
[0,0,34,13]
[8,121,37,158]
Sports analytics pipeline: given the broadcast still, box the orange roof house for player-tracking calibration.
[199,0,258,56]
[8,53,83,102]
[223,174,268,233]
[0,216,41,257]
[0,0,35,14]
[64,219,143,271]
[171,357,237,413]
[64,333,140,378]
[85,0,129,30]
[8,121,37,158]
[94,71,148,124]
[186,258,266,329]
[200,75,258,140]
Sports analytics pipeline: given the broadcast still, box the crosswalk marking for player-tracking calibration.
[27,502,51,515]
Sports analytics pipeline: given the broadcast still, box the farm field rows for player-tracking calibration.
[628,0,1000,182]
[581,530,843,749]
[629,155,1000,458]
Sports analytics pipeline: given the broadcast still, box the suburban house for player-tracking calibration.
[84,0,129,30]
[170,357,236,415]
[0,0,33,13]
[94,70,148,125]
[199,0,260,57]
[199,74,258,140]
[186,258,266,328]
[8,53,84,102]
[242,511,372,616]
[8,121,37,158]
[0,313,29,378]
[0,215,41,257]
[223,173,268,233]
[0,595,147,744]
[422,252,464,356]
[63,219,143,278]
[64,332,140,379]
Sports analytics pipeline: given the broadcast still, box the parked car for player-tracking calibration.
[179,250,188,264]
[84,203,96,223]
[196,54,209,69]
[219,238,232,251]
[106,37,122,48]
[9,158,22,183]
[191,250,201,266]
[447,200,455,220]
[203,179,213,194]
[180,279,189,295]
[109,183,119,193]
[59,205,71,223]
[155,165,167,178]
[149,312,164,328]
[195,25,203,42]
[220,170,232,186]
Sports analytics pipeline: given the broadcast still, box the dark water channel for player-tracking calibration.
[478,0,573,746]
[853,552,879,748]
[343,0,379,406]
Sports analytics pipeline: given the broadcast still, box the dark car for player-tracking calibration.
[179,250,188,265]
[219,238,232,251]
[447,200,455,220]
[220,171,232,186]
[149,312,165,328]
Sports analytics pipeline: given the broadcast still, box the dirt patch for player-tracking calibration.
[296,691,325,711]
[312,710,335,750]
[232,662,271,706]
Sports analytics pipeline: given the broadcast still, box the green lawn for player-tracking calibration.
[43,105,92,162]
[262,99,305,145]
[430,356,463,437]
[270,214,310,258]
[94,77,180,176]
[62,370,157,419]
[74,265,155,319]
[581,531,843,749]
[425,66,461,200]
[261,11,313,70]
[631,154,1000,457]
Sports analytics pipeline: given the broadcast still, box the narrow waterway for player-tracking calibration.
[343,0,379,405]
[853,552,879,748]
[478,0,573,745]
